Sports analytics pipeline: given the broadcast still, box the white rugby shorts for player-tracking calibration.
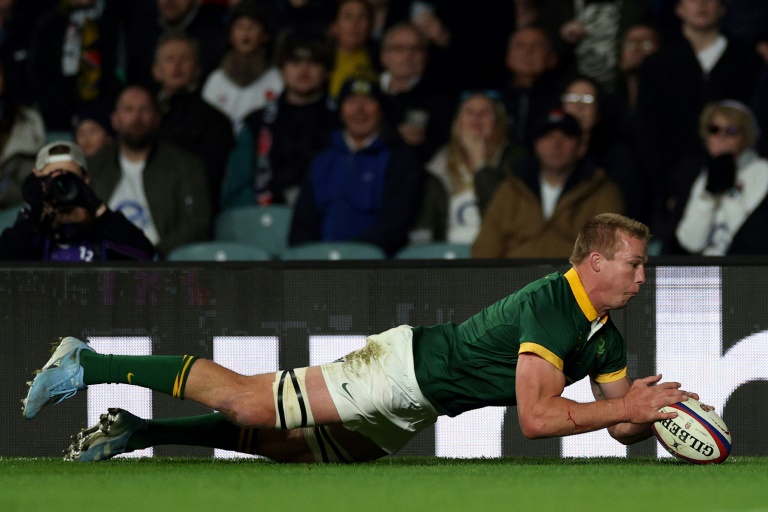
[320,325,439,454]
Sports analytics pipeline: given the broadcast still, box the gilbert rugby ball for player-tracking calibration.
[651,397,732,464]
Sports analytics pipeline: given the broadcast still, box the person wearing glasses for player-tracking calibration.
[673,100,768,255]
[560,76,647,224]
[616,24,661,116]
[378,21,454,164]
[634,0,762,228]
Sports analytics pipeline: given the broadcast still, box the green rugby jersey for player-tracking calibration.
[411,269,628,416]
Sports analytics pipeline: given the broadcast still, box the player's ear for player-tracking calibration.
[589,252,601,272]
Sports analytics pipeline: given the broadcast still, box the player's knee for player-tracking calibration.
[218,374,275,428]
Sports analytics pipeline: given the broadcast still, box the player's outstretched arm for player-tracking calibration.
[515,354,689,440]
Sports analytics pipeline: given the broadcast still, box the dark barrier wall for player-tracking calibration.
[2,261,767,458]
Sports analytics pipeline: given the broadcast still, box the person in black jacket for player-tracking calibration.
[220,33,338,209]
[27,0,126,132]
[152,32,235,213]
[0,141,155,261]
[634,0,762,217]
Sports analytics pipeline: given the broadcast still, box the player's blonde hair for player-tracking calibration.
[569,213,650,264]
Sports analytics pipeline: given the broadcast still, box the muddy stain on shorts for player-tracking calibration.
[343,339,385,371]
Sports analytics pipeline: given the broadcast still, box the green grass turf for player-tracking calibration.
[1,457,767,512]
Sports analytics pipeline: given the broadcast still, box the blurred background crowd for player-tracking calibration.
[1,0,768,261]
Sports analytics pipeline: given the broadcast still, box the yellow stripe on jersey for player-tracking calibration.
[593,367,628,383]
[519,342,564,371]
[564,268,599,321]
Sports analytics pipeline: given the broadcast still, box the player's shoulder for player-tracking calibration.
[519,271,568,298]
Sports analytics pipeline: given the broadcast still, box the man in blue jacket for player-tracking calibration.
[288,76,424,256]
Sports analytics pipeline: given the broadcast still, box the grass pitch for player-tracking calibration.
[1,456,767,512]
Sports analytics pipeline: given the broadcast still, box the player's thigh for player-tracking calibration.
[305,366,342,424]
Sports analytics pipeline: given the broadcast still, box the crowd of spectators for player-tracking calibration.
[2,0,768,260]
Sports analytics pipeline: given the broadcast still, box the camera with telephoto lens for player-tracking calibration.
[43,172,81,207]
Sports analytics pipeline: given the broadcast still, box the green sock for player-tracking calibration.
[126,413,259,454]
[80,352,198,399]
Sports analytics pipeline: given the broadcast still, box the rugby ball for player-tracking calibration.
[651,397,732,464]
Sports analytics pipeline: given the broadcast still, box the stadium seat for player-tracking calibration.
[214,205,293,258]
[166,241,271,261]
[0,207,20,231]
[281,241,386,260]
[395,243,471,260]
[44,130,74,144]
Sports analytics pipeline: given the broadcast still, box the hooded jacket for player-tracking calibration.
[472,157,625,258]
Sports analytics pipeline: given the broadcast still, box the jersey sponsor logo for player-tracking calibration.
[341,382,354,401]
[127,372,134,384]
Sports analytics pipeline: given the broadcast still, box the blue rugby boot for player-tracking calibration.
[22,336,94,419]
[64,408,147,462]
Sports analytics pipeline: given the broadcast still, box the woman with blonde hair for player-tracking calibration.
[674,100,768,255]
[410,91,511,245]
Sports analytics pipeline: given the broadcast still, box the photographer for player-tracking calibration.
[0,142,155,261]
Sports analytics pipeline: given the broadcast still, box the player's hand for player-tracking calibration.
[622,374,688,424]
[681,390,700,401]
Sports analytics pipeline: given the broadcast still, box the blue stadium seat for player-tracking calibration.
[281,242,386,260]
[0,207,20,231]
[44,131,74,144]
[214,205,293,258]
[166,241,271,262]
[395,243,471,260]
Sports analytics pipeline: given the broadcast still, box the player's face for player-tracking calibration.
[600,233,648,310]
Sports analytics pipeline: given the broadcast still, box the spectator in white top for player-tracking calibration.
[675,100,768,255]
[201,0,283,133]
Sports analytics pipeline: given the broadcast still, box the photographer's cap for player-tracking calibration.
[35,141,88,172]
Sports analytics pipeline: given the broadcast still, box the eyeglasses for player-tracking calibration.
[561,93,595,105]
[459,89,503,103]
[623,40,657,52]
[707,124,740,137]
